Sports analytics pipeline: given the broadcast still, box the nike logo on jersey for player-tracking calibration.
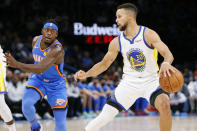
[135,39,142,42]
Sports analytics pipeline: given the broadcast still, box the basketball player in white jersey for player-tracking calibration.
[75,3,175,131]
[0,45,16,131]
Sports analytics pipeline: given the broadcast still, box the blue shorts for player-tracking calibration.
[26,76,67,110]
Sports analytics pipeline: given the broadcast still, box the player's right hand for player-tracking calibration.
[74,70,87,80]
[159,62,176,77]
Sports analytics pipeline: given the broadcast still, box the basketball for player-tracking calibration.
[159,68,184,93]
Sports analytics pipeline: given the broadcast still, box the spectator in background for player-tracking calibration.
[77,79,96,118]
[180,83,191,113]
[87,78,103,117]
[183,67,193,85]
[82,51,93,70]
[6,70,26,116]
[90,78,103,114]
[99,79,108,111]
[188,72,197,113]
[101,79,115,108]
[170,91,187,114]
[67,76,81,118]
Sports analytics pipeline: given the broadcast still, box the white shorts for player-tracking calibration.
[0,53,7,93]
[114,74,160,110]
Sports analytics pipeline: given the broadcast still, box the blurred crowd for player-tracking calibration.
[4,65,197,120]
[0,0,197,120]
[4,66,197,120]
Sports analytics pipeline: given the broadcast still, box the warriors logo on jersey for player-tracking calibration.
[126,48,146,72]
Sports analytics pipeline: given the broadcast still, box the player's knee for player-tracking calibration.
[158,99,171,115]
[98,111,114,124]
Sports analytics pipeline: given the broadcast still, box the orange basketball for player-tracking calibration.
[159,68,184,93]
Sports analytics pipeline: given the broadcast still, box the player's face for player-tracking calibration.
[116,9,129,31]
[42,28,58,44]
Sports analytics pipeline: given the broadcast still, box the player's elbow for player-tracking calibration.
[170,53,174,63]
[171,55,174,62]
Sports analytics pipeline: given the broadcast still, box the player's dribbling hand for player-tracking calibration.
[159,62,176,77]
[4,53,19,68]
[74,70,87,80]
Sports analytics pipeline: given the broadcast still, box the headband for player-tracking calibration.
[43,22,58,31]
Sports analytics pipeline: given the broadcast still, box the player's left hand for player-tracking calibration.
[159,62,176,77]
[4,53,19,68]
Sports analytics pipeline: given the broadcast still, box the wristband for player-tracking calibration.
[162,62,170,65]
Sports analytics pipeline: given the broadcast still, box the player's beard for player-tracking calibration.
[119,23,127,31]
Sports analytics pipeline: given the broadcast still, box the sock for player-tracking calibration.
[7,124,16,131]
[99,97,106,111]
[82,107,86,113]
[85,104,119,131]
[88,107,92,113]
[94,99,99,112]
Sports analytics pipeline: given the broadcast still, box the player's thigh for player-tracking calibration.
[117,87,140,110]
[26,79,46,100]
[0,61,7,93]
[107,81,141,111]
[47,87,68,110]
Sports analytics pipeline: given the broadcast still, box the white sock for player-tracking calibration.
[7,124,16,131]
[85,104,119,131]
[0,94,16,131]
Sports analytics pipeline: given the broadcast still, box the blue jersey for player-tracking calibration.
[26,35,67,110]
[29,35,65,82]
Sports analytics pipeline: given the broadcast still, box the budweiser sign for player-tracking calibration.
[74,22,120,36]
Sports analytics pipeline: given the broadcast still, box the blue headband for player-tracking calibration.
[43,22,58,31]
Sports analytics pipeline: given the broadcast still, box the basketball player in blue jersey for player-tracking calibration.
[5,20,67,131]
[75,3,176,131]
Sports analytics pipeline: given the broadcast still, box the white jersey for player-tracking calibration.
[0,45,7,93]
[118,26,159,78]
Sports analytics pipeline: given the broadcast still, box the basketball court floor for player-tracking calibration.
[0,116,197,131]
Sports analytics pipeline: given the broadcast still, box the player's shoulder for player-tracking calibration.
[144,27,157,36]
[32,35,40,47]
[108,36,120,51]
[54,39,62,46]
[51,40,63,52]
[52,43,63,50]
[32,36,40,43]
[144,27,160,41]
[110,36,119,44]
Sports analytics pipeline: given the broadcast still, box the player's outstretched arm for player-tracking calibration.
[145,28,176,77]
[75,37,119,80]
[5,44,64,74]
